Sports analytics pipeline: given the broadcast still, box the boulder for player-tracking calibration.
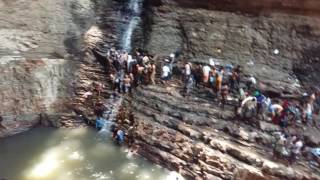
[177,123,202,139]
[304,128,320,147]
[259,121,280,132]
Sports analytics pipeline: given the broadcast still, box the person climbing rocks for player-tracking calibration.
[209,67,217,89]
[220,83,229,109]
[303,100,314,126]
[273,133,290,159]
[110,73,116,91]
[95,117,104,130]
[202,64,211,84]
[254,90,266,117]
[289,138,304,163]
[142,55,150,67]
[142,62,151,85]
[238,96,257,119]
[215,68,224,97]
[230,68,239,91]
[184,74,194,96]
[193,64,202,88]
[127,54,136,73]
[247,75,256,92]
[269,103,284,125]
[126,126,135,146]
[137,64,145,85]
[183,61,192,81]
[93,82,104,97]
[94,101,106,118]
[112,55,122,72]
[149,61,156,85]
[310,147,320,165]
[313,90,320,116]
[235,65,242,85]
[122,74,132,93]
[115,129,125,144]
[114,71,123,93]
[161,61,171,85]
[238,87,247,106]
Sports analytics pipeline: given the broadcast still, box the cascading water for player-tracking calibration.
[99,94,123,133]
[121,0,143,52]
[99,0,144,133]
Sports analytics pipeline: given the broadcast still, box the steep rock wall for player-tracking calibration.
[0,0,97,136]
[0,57,77,136]
[143,0,320,93]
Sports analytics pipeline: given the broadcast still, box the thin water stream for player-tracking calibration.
[0,127,178,180]
[121,0,143,52]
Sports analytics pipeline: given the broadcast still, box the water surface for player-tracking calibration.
[0,127,178,180]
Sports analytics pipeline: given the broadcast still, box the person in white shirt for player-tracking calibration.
[238,96,257,118]
[185,62,191,76]
[127,55,136,73]
[184,62,192,82]
[247,75,257,90]
[290,139,303,163]
[304,103,313,124]
[161,64,171,85]
[202,65,211,83]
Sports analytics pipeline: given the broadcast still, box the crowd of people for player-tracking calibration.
[88,47,320,164]
[106,47,159,94]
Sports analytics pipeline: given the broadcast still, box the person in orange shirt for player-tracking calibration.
[215,68,224,97]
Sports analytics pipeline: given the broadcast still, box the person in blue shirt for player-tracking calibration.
[254,90,266,116]
[95,117,104,130]
[116,129,125,144]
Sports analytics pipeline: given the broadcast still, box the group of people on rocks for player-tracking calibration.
[88,47,320,164]
[177,59,320,164]
[107,48,158,94]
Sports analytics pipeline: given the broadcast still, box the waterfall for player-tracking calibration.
[121,0,143,52]
[99,0,143,133]
[99,94,123,133]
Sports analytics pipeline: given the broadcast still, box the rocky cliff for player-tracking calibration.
[142,0,320,93]
[0,0,97,136]
[1,0,320,179]
[123,0,320,179]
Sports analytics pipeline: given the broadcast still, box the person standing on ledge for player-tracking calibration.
[149,61,156,85]
[220,83,229,109]
[161,59,171,86]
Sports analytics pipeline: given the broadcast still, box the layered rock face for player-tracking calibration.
[0,0,97,136]
[1,0,320,179]
[143,0,320,93]
[171,0,320,15]
[0,57,77,136]
[119,0,320,179]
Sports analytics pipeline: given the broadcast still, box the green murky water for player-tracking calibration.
[0,127,180,180]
